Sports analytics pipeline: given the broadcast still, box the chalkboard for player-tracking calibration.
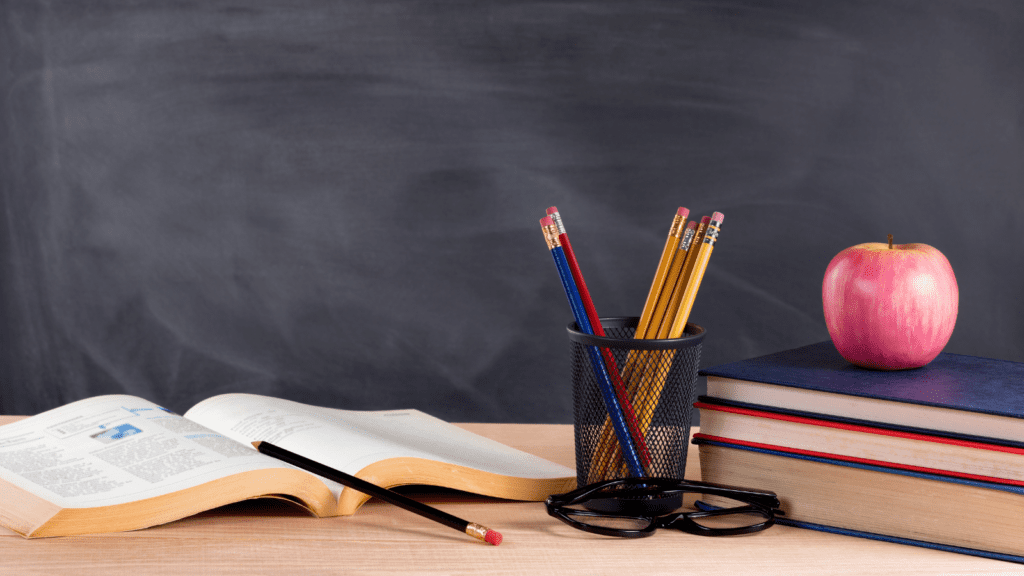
[1,1,1022,423]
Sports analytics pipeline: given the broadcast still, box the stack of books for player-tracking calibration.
[695,341,1024,564]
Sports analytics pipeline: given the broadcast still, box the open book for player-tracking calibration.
[0,394,576,538]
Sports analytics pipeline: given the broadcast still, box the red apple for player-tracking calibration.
[822,236,958,370]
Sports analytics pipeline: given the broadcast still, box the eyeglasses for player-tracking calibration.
[546,477,783,538]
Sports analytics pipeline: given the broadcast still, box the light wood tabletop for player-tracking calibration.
[0,415,1015,575]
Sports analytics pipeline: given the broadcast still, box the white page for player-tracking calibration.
[0,395,304,508]
[183,394,574,493]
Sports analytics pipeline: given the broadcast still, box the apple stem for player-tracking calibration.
[888,234,893,249]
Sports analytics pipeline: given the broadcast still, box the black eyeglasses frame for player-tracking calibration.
[545,477,784,538]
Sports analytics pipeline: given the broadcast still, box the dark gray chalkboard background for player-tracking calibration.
[2,1,1022,423]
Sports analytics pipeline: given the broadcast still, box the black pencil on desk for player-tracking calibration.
[252,441,503,546]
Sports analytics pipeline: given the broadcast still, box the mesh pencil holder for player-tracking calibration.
[567,317,704,513]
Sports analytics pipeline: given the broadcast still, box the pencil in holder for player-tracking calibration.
[568,317,704,511]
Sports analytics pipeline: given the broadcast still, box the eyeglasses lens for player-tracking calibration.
[562,505,654,532]
[690,495,770,530]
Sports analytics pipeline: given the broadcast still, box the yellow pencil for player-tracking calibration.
[602,212,724,478]
[591,213,697,481]
[621,216,708,439]
[618,219,697,382]
[644,220,698,341]
[625,216,706,438]
[652,215,709,340]
[666,211,723,339]
[634,207,689,339]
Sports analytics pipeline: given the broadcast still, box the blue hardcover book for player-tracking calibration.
[699,341,1024,445]
[695,437,1024,564]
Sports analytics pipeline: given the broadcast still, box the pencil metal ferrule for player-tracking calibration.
[542,223,562,250]
[703,220,722,246]
[549,211,567,235]
[679,226,696,252]
[465,522,488,542]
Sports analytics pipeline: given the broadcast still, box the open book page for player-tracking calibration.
[183,393,575,495]
[0,395,302,508]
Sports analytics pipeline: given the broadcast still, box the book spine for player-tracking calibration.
[698,394,1024,451]
[695,438,1024,561]
[693,432,1024,489]
[775,517,1024,565]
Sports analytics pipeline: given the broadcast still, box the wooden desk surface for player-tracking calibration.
[0,416,1013,575]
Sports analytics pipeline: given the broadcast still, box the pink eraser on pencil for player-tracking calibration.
[540,216,553,226]
[686,220,697,230]
[700,215,711,224]
[546,206,559,215]
[484,529,503,546]
[677,207,689,218]
[712,211,724,224]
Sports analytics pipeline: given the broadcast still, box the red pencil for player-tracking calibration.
[546,206,652,469]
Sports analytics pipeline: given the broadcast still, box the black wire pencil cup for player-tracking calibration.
[550,317,783,537]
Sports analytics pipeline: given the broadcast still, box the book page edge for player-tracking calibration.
[336,457,576,515]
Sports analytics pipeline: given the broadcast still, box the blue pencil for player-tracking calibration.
[540,216,645,478]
